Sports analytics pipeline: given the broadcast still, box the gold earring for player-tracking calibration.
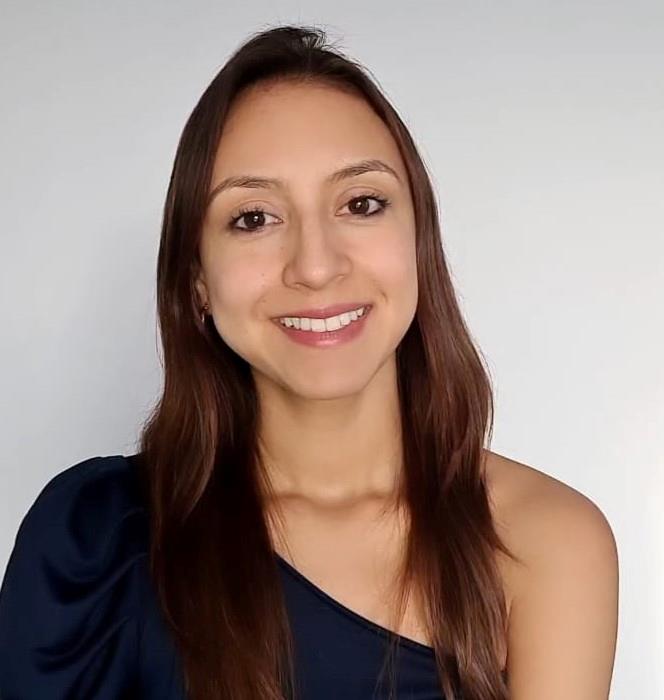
[200,302,210,324]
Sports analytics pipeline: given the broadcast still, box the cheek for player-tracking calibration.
[366,227,418,304]
[205,254,272,341]
[206,268,264,358]
[205,243,268,306]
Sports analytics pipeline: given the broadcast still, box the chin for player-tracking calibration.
[286,370,373,400]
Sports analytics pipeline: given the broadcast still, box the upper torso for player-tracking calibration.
[267,448,560,674]
[0,450,563,697]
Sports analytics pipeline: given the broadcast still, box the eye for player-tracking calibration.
[227,206,280,233]
[342,193,391,218]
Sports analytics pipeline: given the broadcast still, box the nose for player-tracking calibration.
[281,215,353,291]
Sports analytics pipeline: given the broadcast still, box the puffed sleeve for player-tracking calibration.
[0,455,151,699]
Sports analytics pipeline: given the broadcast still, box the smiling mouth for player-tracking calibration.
[272,304,373,346]
[272,304,372,331]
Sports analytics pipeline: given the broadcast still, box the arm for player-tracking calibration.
[506,482,619,699]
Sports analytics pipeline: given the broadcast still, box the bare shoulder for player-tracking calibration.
[483,447,600,516]
[483,449,617,583]
[484,449,619,698]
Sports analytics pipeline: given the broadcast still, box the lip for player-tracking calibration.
[271,302,372,320]
[273,303,373,347]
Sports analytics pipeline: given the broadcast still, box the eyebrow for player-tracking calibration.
[206,158,402,205]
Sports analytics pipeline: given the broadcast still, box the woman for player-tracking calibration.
[0,24,618,700]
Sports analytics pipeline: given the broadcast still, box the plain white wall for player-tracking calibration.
[1,1,662,697]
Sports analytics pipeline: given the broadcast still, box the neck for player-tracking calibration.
[254,358,403,506]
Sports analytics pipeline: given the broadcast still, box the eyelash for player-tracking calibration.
[226,193,392,234]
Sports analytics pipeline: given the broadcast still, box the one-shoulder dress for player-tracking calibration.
[0,454,453,699]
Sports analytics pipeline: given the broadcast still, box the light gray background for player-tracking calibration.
[1,2,662,697]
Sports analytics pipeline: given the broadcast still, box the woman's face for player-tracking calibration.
[196,80,418,399]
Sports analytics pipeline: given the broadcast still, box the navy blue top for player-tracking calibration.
[0,454,453,699]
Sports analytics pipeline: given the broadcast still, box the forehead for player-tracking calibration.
[211,81,405,184]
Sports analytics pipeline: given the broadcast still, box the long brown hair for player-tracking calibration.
[137,22,521,700]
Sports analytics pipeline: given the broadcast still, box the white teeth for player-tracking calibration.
[324,315,341,331]
[278,305,368,332]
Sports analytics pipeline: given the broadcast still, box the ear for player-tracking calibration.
[194,269,209,308]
